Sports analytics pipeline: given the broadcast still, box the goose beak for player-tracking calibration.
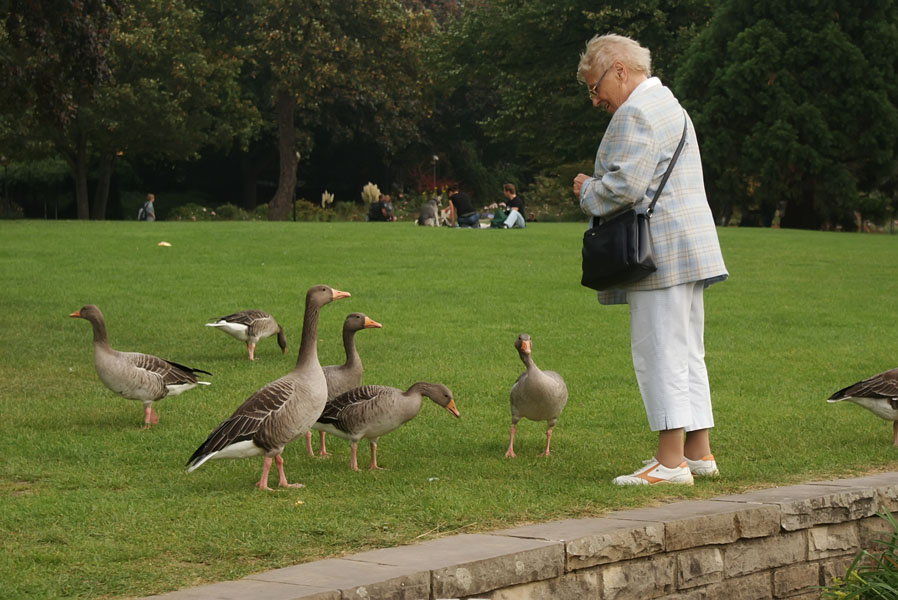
[445,399,460,418]
[521,340,531,354]
[332,289,351,301]
[364,317,383,329]
[69,310,81,318]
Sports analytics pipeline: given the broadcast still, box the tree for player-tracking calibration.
[428,0,715,201]
[2,0,121,219]
[674,0,898,229]
[88,0,259,219]
[246,0,434,221]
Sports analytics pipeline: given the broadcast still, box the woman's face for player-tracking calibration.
[587,61,624,115]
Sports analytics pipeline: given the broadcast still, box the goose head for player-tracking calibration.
[307,285,351,308]
[424,383,460,418]
[345,312,383,332]
[515,333,532,356]
[69,304,103,324]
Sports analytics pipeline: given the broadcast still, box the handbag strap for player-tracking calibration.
[646,112,688,217]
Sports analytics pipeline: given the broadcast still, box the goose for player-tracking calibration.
[828,367,898,445]
[505,333,568,458]
[314,382,459,471]
[304,312,383,457]
[69,305,211,428]
[185,285,349,490]
[205,310,286,360]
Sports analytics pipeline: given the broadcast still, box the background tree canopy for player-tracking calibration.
[1,0,896,228]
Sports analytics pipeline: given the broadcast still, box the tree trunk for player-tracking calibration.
[240,150,257,212]
[268,90,297,221]
[91,152,116,220]
[67,134,90,220]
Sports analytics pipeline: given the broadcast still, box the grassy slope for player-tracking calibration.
[1,220,897,599]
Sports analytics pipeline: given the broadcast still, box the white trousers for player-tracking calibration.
[627,281,714,432]
[504,210,526,228]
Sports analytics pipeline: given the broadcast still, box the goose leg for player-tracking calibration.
[504,424,517,458]
[256,456,274,490]
[350,442,360,471]
[303,431,314,456]
[143,404,159,429]
[893,421,898,447]
[318,431,329,457]
[368,440,383,470]
[538,426,553,457]
[247,342,256,361]
[274,454,304,488]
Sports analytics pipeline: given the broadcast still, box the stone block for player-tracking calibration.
[725,531,806,578]
[495,517,663,570]
[715,484,878,531]
[143,578,340,600]
[343,533,562,598]
[699,572,772,600]
[807,522,860,560]
[600,555,676,600]
[814,472,898,512]
[821,556,855,586]
[858,513,898,550]
[604,500,780,551]
[773,563,818,597]
[246,558,429,600]
[475,570,599,600]
[677,548,724,589]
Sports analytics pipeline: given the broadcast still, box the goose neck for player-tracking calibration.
[295,302,320,368]
[342,327,360,367]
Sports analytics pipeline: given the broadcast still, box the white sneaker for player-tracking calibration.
[642,455,720,477]
[685,455,719,477]
[613,461,694,486]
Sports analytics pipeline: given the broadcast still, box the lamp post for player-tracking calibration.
[432,155,439,191]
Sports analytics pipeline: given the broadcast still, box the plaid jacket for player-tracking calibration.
[579,78,728,305]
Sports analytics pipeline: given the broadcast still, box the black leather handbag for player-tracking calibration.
[580,115,688,291]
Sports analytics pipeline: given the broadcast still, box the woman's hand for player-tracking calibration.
[573,173,590,197]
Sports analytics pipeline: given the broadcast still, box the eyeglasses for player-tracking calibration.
[588,66,613,99]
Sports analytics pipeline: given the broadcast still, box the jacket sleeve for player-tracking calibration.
[579,106,659,219]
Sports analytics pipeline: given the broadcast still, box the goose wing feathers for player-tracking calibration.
[317,385,382,428]
[829,368,898,401]
[123,352,210,385]
[214,310,271,327]
[187,377,296,462]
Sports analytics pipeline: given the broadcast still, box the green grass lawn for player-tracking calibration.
[1,220,897,599]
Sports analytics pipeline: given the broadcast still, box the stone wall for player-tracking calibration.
[146,472,898,600]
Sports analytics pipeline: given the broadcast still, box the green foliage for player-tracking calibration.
[821,511,898,599]
[674,0,898,230]
[434,0,715,172]
[524,169,591,222]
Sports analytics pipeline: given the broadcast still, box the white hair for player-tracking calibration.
[577,33,652,83]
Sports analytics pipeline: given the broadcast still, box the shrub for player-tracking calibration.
[821,511,898,598]
[167,202,215,221]
[525,166,591,222]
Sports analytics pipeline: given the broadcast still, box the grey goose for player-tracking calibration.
[828,367,898,445]
[505,333,568,458]
[185,285,349,489]
[305,312,383,457]
[69,304,211,428]
[314,382,459,471]
[205,309,287,360]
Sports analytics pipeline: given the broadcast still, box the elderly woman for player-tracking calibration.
[572,34,728,486]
